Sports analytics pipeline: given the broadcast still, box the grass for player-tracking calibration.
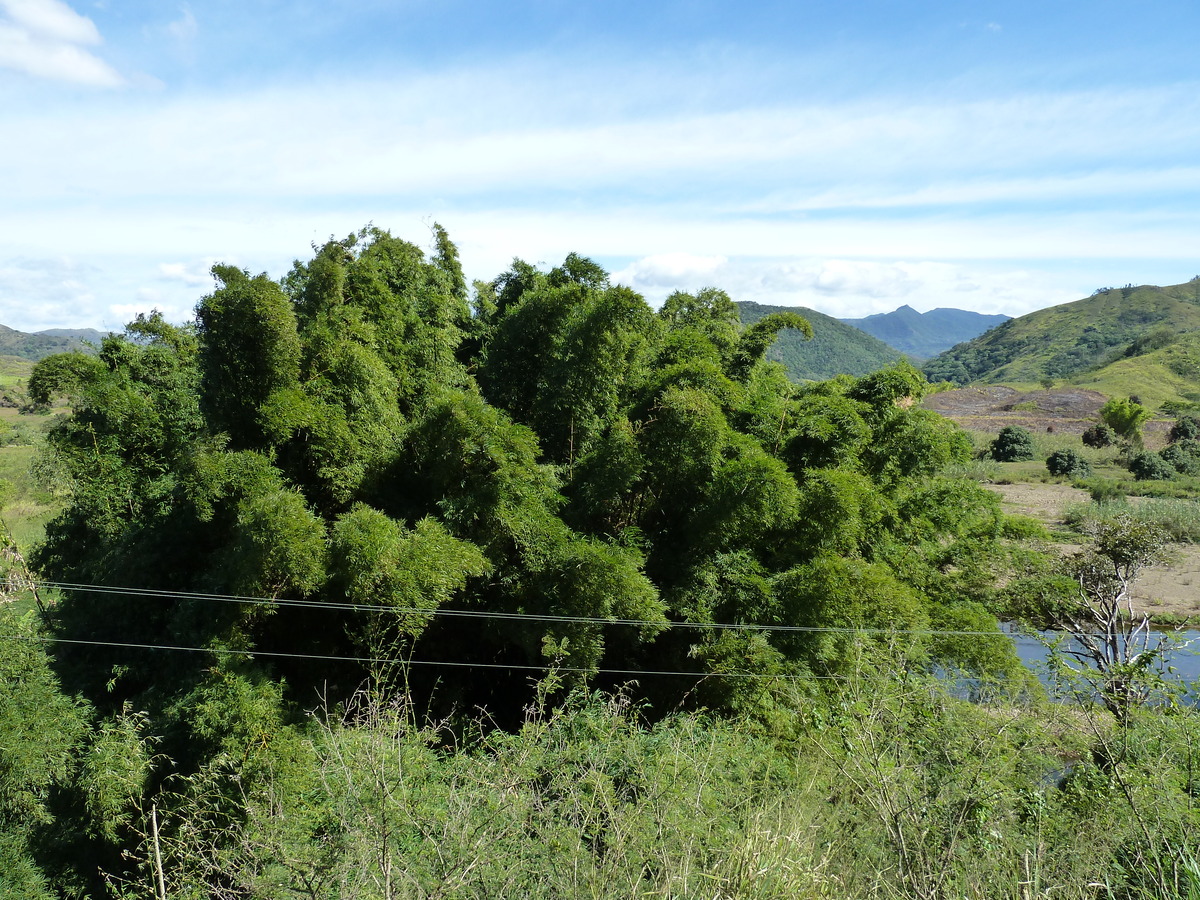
[0,413,60,554]
[1063,497,1200,544]
[141,669,1200,900]
[0,354,34,390]
[967,426,1200,501]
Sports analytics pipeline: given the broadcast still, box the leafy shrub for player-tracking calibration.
[1159,441,1200,476]
[1161,399,1200,416]
[989,426,1036,462]
[1129,450,1177,481]
[1082,423,1117,449]
[1046,448,1091,479]
[1168,415,1200,443]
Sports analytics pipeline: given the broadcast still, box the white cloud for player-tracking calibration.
[1,0,98,43]
[7,77,1200,204]
[611,252,728,291]
[0,0,121,85]
[0,254,101,329]
[158,260,212,287]
[1,55,1199,328]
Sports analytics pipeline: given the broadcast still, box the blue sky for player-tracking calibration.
[2,1,1200,332]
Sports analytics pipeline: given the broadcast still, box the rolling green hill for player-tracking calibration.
[736,301,903,381]
[924,281,1200,406]
[0,324,106,360]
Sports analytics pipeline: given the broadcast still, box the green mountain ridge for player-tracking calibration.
[924,280,1200,408]
[0,325,108,360]
[735,301,902,380]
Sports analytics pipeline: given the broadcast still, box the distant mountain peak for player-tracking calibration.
[840,306,1010,360]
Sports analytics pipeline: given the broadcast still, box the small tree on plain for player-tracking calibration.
[1046,448,1091,479]
[1168,415,1200,444]
[1035,515,1170,722]
[1082,423,1116,449]
[1099,397,1151,448]
[989,426,1036,462]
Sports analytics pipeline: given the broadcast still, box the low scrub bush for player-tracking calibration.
[1160,441,1200,476]
[989,426,1037,462]
[1082,423,1117,449]
[1168,415,1200,443]
[1129,450,1178,481]
[1087,479,1127,503]
[1047,448,1091,479]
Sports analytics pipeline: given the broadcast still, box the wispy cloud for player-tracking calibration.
[5,75,1198,205]
[0,0,121,85]
[158,260,213,287]
[3,39,1200,330]
[0,255,100,329]
[610,253,728,291]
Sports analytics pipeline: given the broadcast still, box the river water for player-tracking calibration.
[1006,626,1200,697]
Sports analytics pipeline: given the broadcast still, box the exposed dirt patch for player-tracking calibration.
[989,482,1091,522]
[987,481,1200,619]
[925,386,1173,443]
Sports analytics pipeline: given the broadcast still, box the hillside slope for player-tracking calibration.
[842,305,1010,359]
[924,281,1200,392]
[736,301,902,380]
[1068,330,1200,410]
[0,325,107,360]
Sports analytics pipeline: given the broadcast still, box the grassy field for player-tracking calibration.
[948,410,1200,622]
[0,407,59,551]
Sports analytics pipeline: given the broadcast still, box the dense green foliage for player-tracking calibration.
[1082,422,1117,448]
[28,228,1017,723]
[1099,396,1151,445]
[1169,415,1200,443]
[18,225,1195,897]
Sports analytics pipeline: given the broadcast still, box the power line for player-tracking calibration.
[3,633,866,681]
[18,579,1068,639]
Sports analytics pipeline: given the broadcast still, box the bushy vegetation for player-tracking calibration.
[1046,448,1092,479]
[8,226,1200,897]
[1082,422,1117,448]
[989,424,1037,461]
[9,621,1200,900]
[25,227,1016,722]
[1065,497,1200,544]
[1100,396,1151,446]
[1169,415,1200,443]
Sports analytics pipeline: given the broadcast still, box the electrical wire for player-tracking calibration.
[2,632,867,681]
[18,578,1070,639]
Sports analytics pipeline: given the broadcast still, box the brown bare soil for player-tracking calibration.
[925,386,1173,443]
[988,482,1200,620]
